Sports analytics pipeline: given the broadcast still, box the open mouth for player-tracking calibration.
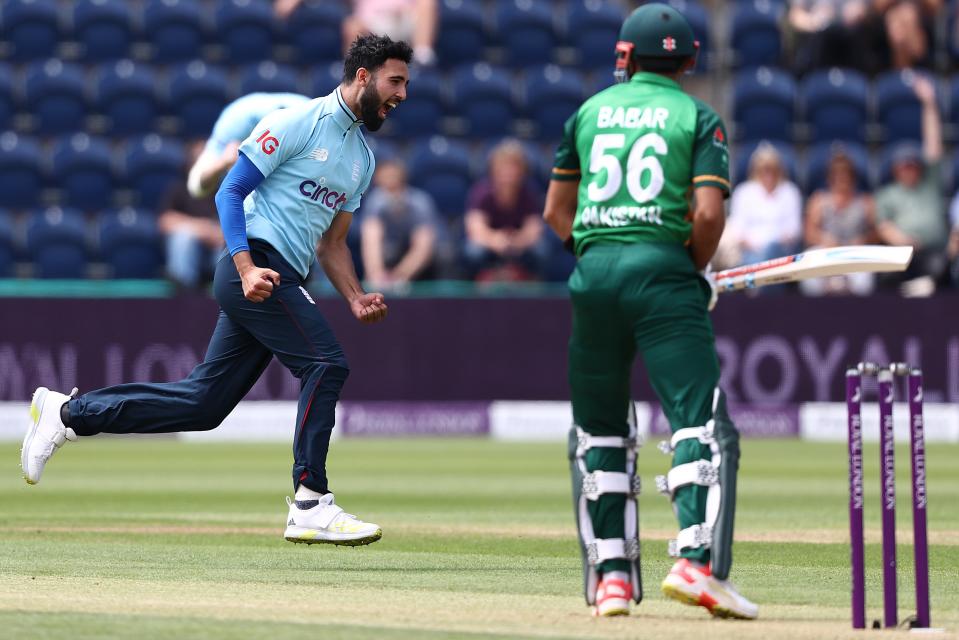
[378,100,399,119]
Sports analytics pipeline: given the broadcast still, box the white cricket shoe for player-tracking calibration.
[21,387,78,485]
[661,558,758,620]
[284,493,382,546]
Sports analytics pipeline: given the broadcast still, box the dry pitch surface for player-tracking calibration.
[1,438,957,640]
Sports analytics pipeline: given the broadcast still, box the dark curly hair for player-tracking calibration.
[342,34,413,84]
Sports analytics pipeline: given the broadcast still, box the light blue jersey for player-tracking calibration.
[206,92,311,156]
[239,88,375,279]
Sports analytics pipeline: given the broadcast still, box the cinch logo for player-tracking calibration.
[257,129,279,155]
[299,180,348,209]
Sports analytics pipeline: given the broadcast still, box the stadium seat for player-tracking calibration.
[523,65,586,141]
[284,0,344,65]
[168,62,231,138]
[876,70,929,142]
[310,61,346,98]
[804,141,871,193]
[215,0,277,64]
[495,0,557,68]
[143,0,207,63]
[408,136,472,218]
[1,0,61,62]
[98,208,163,278]
[801,68,868,144]
[25,207,89,279]
[23,60,89,135]
[95,60,161,135]
[567,0,625,71]
[436,0,487,67]
[732,66,796,142]
[0,133,44,209]
[73,0,135,61]
[730,0,783,68]
[732,140,797,185]
[450,64,516,137]
[51,135,115,211]
[123,135,185,210]
[385,68,443,137]
[0,210,15,277]
[238,62,301,95]
[0,64,14,131]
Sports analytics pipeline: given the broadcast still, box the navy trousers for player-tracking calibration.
[66,241,349,493]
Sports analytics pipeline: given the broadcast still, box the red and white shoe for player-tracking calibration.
[593,576,632,617]
[661,559,758,620]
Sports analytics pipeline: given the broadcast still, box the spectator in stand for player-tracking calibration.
[722,143,803,270]
[948,193,959,287]
[873,0,941,70]
[360,158,440,288]
[875,75,949,289]
[159,141,224,289]
[276,0,437,66]
[800,148,878,295]
[463,140,550,282]
[788,0,871,74]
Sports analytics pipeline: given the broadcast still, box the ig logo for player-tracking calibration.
[256,129,279,155]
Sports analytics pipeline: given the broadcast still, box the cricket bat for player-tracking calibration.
[714,245,914,293]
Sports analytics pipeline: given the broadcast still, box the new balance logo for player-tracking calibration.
[309,148,329,161]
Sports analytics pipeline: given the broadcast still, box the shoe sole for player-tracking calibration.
[662,583,756,620]
[284,527,383,547]
[20,387,47,485]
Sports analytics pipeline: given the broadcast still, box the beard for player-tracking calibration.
[359,84,386,132]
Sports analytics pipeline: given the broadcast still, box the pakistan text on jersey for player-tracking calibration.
[596,106,669,130]
[580,204,663,228]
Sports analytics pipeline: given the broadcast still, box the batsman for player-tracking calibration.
[543,3,758,619]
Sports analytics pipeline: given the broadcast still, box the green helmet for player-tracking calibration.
[615,3,699,82]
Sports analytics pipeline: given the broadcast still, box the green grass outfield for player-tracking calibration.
[1,438,957,639]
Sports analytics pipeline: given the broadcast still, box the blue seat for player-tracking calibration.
[732,140,796,185]
[386,68,443,137]
[283,0,344,65]
[524,65,586,141]
[51,135,115,211]
[666,0,710,70]
[730,0,783,68]
[0,210,15,277]
[143,0,207,63]
[451,64,515,137]
[0,133,44,209]
[732,66,796,142]
[801,68,868,143]
[73,0,135,61]
[215,0,277,64]
[876,70,928,143]
[311,61,346,97]
[238,62,301,95]
[23,60,88,135]
[95,60,160,135]
[803,141,871,193]
[408,136,472,218]
[495,0,556,68]
[2,0,60,62]
[123,135,185,210]
[98,208,163,278]
[168,62,231,138]
[0,64,14,131]
[567,0,624,71]
[25,207,89,278]
[436,0,487,66]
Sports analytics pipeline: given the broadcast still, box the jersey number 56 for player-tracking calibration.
[587,133,667,204]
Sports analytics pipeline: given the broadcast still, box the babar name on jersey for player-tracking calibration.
[596,105,669,130]
[580,204,663,228]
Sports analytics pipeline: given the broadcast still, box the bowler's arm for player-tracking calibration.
[320,212,388,323]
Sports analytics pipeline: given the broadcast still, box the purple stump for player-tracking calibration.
[878,368,898,628]
[908,369,930,628]
[847,368,866,629]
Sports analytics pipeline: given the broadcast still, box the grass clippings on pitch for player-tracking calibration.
[1,438,957,639]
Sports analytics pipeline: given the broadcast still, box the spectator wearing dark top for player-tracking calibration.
[158,141,224,288]
[463,140,550,281]
[360,158,439,288]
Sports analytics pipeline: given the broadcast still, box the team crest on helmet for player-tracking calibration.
[662,36,677,52]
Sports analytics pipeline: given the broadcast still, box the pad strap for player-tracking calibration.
[667,524,713,557]
[582,471,641,501]
[586,537,640,565]
[657,420,715,454]
[576,428,641,458]
[655,460,718,497]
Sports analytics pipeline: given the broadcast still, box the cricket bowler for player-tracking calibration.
[543,3,758,619]
[21,35,410,547]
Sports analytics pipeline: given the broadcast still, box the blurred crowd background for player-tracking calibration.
[0,0,958,295]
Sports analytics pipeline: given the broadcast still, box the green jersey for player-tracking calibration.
[552,73,730,255]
